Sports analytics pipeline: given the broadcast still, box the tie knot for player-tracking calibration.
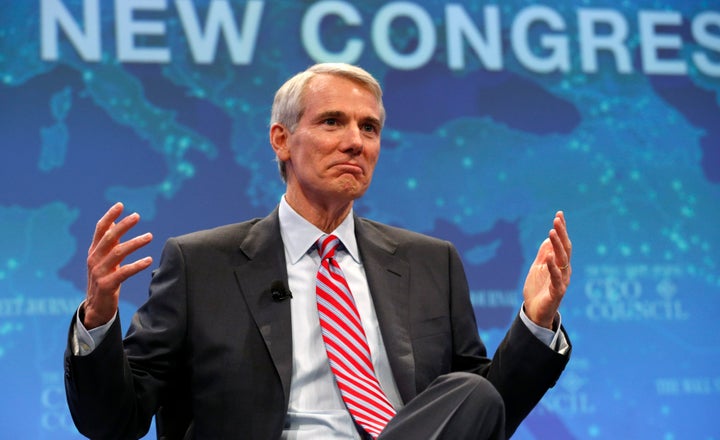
[316,234,340,260]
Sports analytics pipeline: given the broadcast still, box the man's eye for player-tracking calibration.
[361,123,377,133]
[324,118,338,126]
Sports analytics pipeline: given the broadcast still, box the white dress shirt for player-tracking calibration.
[278,196,402,439]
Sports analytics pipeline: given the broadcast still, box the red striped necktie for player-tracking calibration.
[315,234,396,439]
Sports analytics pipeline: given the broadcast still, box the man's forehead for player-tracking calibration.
[306,74,375,98]
[304,75,380,111]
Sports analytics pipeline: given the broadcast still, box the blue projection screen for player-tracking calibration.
[1,1,719,438]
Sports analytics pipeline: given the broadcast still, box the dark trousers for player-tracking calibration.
[378,372,506,440]
[172,372,505,440]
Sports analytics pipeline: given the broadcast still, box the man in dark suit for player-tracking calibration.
[65,63,572,439]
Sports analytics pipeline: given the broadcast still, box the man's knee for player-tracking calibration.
[443,372,505,415]
[380,372,506,439]
[431,372,506,439]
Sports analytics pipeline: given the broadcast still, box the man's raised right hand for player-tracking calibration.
[83,202,154,329]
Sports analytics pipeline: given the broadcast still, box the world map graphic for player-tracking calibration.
[1,1,719,438]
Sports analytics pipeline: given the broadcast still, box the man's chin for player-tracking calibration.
[334,177,370,200]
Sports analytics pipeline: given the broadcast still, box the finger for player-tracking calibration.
[102,256,154,288]
[109,232,154,267]
[545,252,567,296]
[553,212,572,259]
[93,232,153,278]
[91,211,143,262]
[549,229,567,264]
[90,202,124,254]
[532,238,552,265]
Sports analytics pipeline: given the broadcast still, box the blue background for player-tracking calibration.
[1,1,719,438]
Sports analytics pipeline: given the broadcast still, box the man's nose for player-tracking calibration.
[341,125,364,155]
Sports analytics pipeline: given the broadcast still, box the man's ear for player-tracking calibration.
[270,123,291,162]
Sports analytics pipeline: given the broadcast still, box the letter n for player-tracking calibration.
[41,0,100,61]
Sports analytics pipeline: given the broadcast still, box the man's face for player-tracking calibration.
[273,74,382,206]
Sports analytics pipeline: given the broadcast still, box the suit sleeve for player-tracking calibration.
[64,237,189,439]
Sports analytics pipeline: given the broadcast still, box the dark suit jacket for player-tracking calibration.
[64,208,570,439]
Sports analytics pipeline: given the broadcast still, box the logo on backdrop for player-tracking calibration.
[583,264,690,321]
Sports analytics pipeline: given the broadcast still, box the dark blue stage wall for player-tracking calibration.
[1,0,718,438]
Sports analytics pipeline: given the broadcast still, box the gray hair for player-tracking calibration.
[270,63,385,181]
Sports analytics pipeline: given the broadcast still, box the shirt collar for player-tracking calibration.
[278,195,360,265]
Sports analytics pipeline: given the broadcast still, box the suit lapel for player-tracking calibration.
[355,218,417,403]
[233,209,294,404]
